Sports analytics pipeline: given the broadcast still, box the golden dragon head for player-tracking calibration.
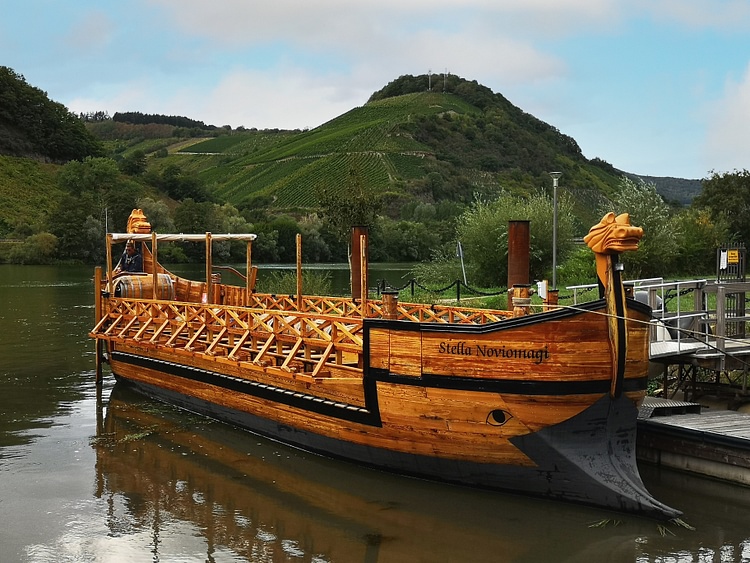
[583,212,643,256]
[126,209,151,234]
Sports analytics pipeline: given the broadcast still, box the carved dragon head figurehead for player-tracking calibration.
[584,212,643,255]
[126,209,151,234]
[584,212,643,292]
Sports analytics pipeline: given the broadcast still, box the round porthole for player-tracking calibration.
[487,409,512,426]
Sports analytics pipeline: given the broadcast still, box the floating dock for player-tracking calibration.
[637,397,750,486]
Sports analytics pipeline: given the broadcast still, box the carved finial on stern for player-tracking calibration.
[126,209,151,234]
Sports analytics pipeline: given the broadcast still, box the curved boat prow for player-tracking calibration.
[512,394,681,520]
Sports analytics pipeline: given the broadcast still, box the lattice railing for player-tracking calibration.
[246,292,511,324]
[92,299,365,380]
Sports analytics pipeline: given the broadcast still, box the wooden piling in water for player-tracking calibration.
[94,266,103,385]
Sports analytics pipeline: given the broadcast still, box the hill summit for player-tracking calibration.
[134,73,697,230]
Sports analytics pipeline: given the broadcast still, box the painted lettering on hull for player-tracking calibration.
[439,341,550,365]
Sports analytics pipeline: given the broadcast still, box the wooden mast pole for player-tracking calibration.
[360,233,368,315]
[105,233,113,294]
[251,240,255,307]
[151,231,158,300]
[205,232,212,303]
[351,226,368,309]
[296,233,303,310]
[94,266,103,384]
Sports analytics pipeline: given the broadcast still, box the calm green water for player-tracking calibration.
[2,264,750,562]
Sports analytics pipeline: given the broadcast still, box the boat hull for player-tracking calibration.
[106,303,680,522]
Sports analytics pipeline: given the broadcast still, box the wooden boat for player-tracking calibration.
[90,209,681,520]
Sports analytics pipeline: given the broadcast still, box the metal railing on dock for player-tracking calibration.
[616,277,750,401]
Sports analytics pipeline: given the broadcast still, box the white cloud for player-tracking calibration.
[185,68,369,130]
[147,0,622,48]
[705,63,750,172]
[635,0,750,30]
[66,78,170,118]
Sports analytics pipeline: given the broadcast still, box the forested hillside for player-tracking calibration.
[0,67,102,162]
[0,70,709,274]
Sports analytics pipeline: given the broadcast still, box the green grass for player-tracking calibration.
[0,156,62,234]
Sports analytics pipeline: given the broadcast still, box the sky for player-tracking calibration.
[4,0,750,180]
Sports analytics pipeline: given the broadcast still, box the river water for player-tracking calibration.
[2,264,750,563]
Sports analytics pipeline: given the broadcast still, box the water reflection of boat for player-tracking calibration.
[95,384,650,562]
[90,210,679,519]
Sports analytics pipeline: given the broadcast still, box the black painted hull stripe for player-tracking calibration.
[112,351,647,428]
[364,298,652,333]
[375,369,647,395]
[111,351,383,426]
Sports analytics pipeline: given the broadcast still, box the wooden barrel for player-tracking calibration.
[114,274,175,300]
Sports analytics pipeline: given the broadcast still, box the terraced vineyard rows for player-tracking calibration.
[215,158,313,203]
[150,87,622,219]
[179,92,465,208]
[273,153,390,208]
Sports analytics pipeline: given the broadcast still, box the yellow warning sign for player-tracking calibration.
[728,249,740,264]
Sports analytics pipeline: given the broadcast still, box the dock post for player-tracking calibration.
[545,289,559,311]
[507,220,530,311]
[381,289,399,320]
[296,233,303,310]
[512,284,532,317]
[94,266,103,385]
[351,226,368,314]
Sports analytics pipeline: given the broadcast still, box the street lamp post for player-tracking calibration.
[549,172,562,289]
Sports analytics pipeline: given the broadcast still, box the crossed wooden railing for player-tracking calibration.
[92,280,513,385]
[246,292,512,324]
[92,298,366,382]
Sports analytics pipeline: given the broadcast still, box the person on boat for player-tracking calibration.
[113,240,143,274]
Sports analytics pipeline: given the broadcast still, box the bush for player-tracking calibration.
[603,177,681,278]
[456,191,575,287]
[556,246,596,286]
[255,269,333,296]
[8,232,58,264]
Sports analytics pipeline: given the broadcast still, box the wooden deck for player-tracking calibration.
[637,397,750,486]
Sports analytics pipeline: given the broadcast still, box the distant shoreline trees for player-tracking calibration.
[113,111,217,130]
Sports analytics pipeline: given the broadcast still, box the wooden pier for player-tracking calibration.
[638,397,750,486]
[625,278,750,486]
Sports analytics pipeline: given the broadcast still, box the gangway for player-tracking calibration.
[568,278,750,401]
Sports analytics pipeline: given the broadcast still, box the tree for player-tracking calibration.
[317,167,382,243]
[159,164,210,201]
[48,193,95,261]
[377,218,441,261]
[119,149,147,176]
[8,233,58,264]
[56,157,144,232]
[269,215,301,263]
[694,169,750,242]
[136,197,175,233]
[297,214,332,263]
[674,207,729,275]
[456,191,575,287]
[0,66,102,161]
[174,199,219,260]
[603,177,681,278]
